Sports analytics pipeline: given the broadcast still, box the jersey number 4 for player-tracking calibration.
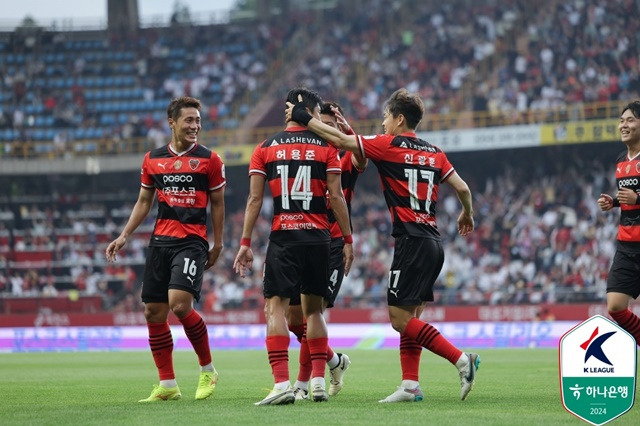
[404,169,434,212]
[277,165,313,210]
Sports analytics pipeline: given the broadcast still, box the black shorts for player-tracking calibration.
[291,238,344,307]
[263,240,330,300]
[607,250,640,299]
[387,235,444,306]
[141,243,207,303]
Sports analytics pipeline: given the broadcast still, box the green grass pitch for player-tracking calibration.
[2,348,639,425]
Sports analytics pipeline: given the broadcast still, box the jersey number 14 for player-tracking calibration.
[277,165,313,210]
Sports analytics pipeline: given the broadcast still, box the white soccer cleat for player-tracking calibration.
[459,352,481,401]
[293,387,309,401]
[311,382,329,402]
[254,385,295,406]
[328,353,351,396]
[378,385,424,403]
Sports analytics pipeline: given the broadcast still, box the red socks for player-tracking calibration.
[147,321,174,380]
[404,317,462,364]
[179,310,212,366]
[400,333,422,381]
[266,335,290,383]
[610,309,640,346]
[307,337,328,379]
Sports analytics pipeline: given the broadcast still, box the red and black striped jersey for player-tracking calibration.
[328,150,365,239]
[249,126,341,245]
[614,150,640,252]
[141,143,226,247]
[357,132,454,238]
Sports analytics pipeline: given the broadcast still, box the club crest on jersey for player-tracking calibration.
[636,162,640,173]
[189,159,200,170]
[625,164,631,174]
[174,160,182,170]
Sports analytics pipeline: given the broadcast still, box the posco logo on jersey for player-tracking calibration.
[618,178,638,188]
[163,174,193,184]
[280,214,304,220]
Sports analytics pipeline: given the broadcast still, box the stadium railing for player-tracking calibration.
[0,99,625,160]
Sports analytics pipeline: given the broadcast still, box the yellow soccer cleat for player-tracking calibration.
[195,369,219,400]
[138,384,182,402]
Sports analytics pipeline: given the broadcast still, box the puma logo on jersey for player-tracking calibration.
[389,289,399,298]
[186,276,194,286]
[158,162,167,170]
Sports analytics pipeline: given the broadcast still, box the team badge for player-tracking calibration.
[635,162,640,173]
[189,159,200,170]
[625,164,630,174]
[174,160,182,170]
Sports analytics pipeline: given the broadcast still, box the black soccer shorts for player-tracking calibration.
[141,242,207,303]
[607,250,640,299]
[387,235,444,306]
[263,240,330,300]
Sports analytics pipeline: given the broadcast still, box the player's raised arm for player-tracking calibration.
[286,100,359,154]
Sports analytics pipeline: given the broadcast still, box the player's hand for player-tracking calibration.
[233,246,254,278]
[342,243,354,277]
[597,193,614,211]
[616,188,638,206]
[331,106,353,135]
[105,236,126,262]
[205,244,223,270]
[285,101,294,122]
[457,211,474,236]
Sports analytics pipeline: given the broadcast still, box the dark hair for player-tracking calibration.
[320,101,345,117]
[286,87,323,116]
[621,101,640,119]
[384,88,424,130]
[167,96,201,121]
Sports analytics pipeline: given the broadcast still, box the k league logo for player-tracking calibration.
[559,315,636,425]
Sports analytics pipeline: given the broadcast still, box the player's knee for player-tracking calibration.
[170,302,191,318]
[389,315,409,333]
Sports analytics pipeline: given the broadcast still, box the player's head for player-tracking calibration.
[286,87,323,123]
[619,101,640,144]
[382,88,424,134]
[320,101,345,129]
[167,96,202,144]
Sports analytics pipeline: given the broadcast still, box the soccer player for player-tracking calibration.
[287,88,480,402]
[233,87,354,405]
[105,96,225,402]
[288,102,367,400]
[597,100,640,346]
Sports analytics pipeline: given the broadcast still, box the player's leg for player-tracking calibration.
[386,236,480,401]
[139,247,181,402]
[255,242,298,405]
[302,293,329,402]
[379,304,425,403]
[606,251,640,345]
[255,295,295,405]
[326,240,350,396]
[287,302,311,400]
[169,245,218,400]
[301,243,331,402]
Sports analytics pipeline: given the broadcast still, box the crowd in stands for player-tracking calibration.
[0,12,293,152]
[0,142,624,312]
[1,0,640,155]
